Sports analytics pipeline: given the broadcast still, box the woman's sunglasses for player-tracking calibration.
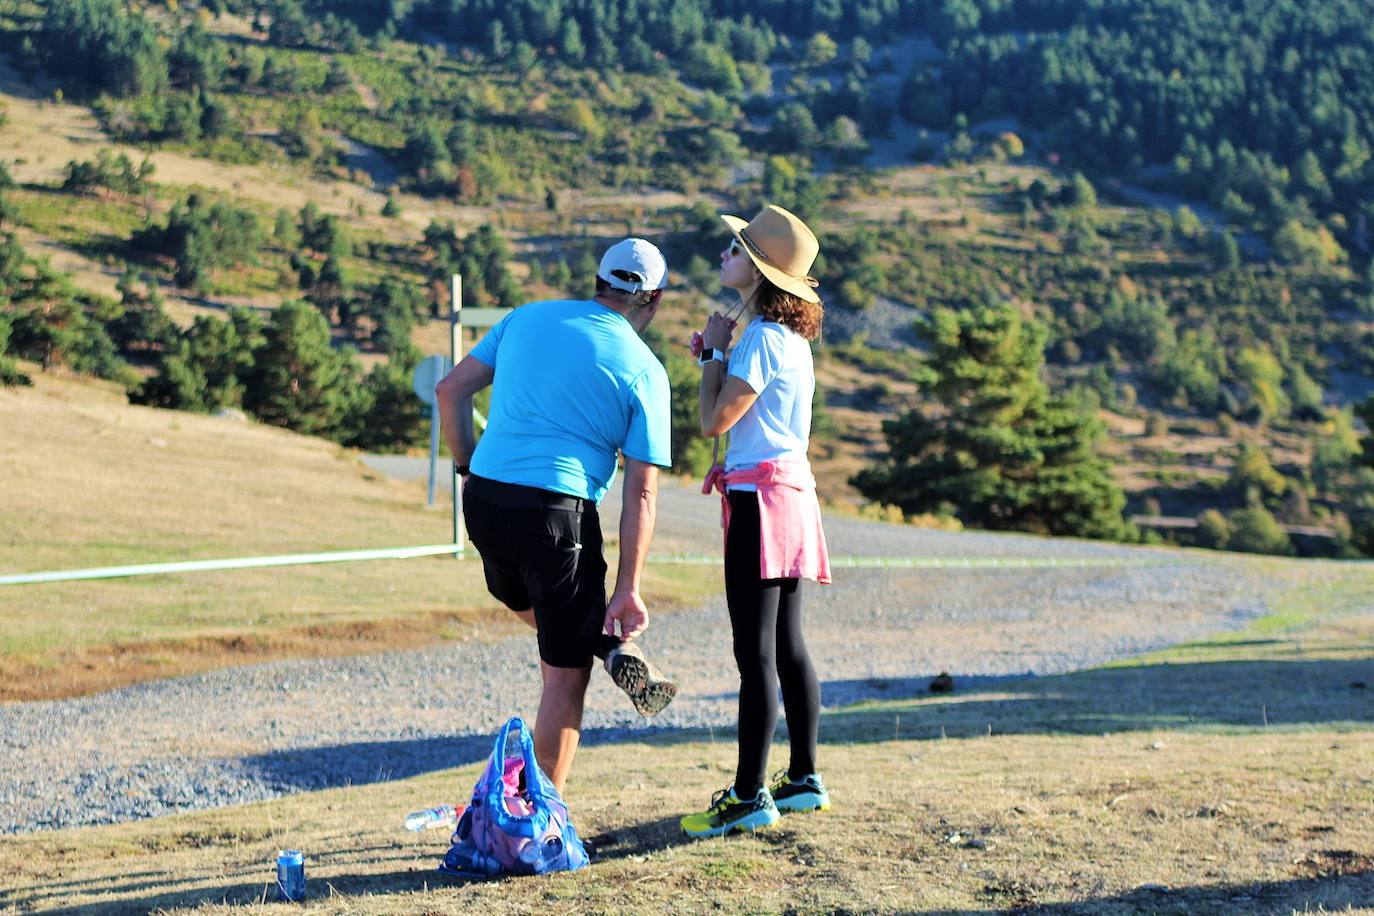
[727,240,744,257]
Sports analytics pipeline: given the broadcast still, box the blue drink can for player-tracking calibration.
[276,849,306,902]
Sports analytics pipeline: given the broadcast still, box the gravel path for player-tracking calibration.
[0,479,1276,836]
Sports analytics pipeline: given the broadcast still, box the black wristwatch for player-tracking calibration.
[454,462,470,476]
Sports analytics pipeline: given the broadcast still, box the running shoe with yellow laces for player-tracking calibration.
[768,770,830,813]
[680,785,779,838]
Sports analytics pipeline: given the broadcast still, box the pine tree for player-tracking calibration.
[1210,230,1241,269]
[132,308,261,411]
[6,264,123,377]
[1353,397,1374,474]
[771,103,818,153]
[1361,259,1374,317]
[853,298,1130,540]
[1066,171,1096,209]
[242,300,353,436]
[557,18,585,64]
[0,309,31,386]
[307,254,349,325]
[365,276,426,350]
[1225,503,1292,555]
[132,194,261,292]
[343,343,428,452]
[108,271,175,355]
[130,338,208,409]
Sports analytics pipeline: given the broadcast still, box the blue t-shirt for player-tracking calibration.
[468,299,671,504]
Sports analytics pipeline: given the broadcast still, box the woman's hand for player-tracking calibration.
[702,311,737,350]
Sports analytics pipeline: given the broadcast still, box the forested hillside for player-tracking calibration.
[4,0,1374,557]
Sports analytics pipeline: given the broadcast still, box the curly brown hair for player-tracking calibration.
[751,278,823,340]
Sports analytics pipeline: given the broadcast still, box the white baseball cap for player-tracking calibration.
[597,238,667,293]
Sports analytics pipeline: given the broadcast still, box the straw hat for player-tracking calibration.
[720,204,821,304]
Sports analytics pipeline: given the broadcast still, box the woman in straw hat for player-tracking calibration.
[681,204,833,839]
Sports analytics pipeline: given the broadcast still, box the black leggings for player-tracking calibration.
[724,490,821,798]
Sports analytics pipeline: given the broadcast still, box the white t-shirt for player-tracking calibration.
[724,318,814,490]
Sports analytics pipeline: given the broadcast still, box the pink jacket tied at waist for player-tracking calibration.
[702,459,832,585]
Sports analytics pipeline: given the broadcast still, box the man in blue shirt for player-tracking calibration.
[436,238,676,794]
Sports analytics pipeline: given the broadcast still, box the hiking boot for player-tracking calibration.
[768,770,831,813]
[680,786,779,839]
[604,641,677,717]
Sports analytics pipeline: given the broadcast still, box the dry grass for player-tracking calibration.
[1,612,1370,914]
[0,371,714,697]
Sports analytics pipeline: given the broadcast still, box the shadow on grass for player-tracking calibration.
[27,859,1374,915]
[234,655,1374,797]
[22,819,698,915]
[238,733,495,792]
[236,725,717,795]
[30,869,437,916]
[820,656,1374,744]
[583,813,693,861]
[13,851,455,913]
[947,869,1374,915]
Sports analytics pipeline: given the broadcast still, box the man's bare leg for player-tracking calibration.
[534,661,592,795]
[512,608,589,792]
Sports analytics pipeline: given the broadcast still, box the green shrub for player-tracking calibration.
[1225,504,1292,555]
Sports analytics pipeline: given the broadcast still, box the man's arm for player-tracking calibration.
[604,457,658,640]
[435,356,495,467]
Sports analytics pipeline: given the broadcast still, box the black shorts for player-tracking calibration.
[462,475,607,668]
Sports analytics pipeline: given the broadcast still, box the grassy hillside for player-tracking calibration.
[4,0,1374,557]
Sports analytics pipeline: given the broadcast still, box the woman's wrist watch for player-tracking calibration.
[454,462,470,476]
[697,347,726,367]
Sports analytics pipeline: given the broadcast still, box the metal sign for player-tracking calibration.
[412,354,452,406]
[412,353,453,506]
[446,277,514,551]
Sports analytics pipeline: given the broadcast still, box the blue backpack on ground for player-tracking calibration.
[439,716,590,879]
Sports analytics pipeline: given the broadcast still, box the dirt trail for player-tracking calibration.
[351,72,382,113]
[0,609,523,703]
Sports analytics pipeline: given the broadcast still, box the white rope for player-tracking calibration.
[0,548,1184,587]
[0,544,465,586]
[649,555,1178,570]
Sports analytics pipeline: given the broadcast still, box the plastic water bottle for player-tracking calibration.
[519,835,565,870]
[404,803,461,831]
